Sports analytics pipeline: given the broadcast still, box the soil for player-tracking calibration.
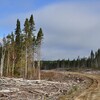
[0,70,99,100]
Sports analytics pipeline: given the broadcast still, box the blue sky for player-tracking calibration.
[0,0,100,60]
[0,0,66,36]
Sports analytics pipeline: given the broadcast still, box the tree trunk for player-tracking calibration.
[7,51,9,76]
[31,49,35,79]
[12,52,15,77]
[38,61,41,80]
[25,46,28,78]
[0,48,5,77]
[37,45,41,81]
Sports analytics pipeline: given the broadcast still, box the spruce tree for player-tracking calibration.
[15,19,21,45]
[90,50,94,67]
[29,15,36,78]
[6,34,11,76]
[36,28,43,80]
[29,14,35,33]
[24,18,30,78]
[15,19,21,76]
[0,15,44,79]
[11,32,15,76]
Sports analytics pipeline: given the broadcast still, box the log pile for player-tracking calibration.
[0,72,90,100]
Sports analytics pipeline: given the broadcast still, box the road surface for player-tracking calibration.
[74,73,100,100]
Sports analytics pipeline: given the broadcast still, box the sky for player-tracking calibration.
[0,0,100,60]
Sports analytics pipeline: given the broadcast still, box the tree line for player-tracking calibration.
[41,50,100,70]
[0,15,43,79]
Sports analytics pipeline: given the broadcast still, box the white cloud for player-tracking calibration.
[0,2,100,60]
[34,2,100,60]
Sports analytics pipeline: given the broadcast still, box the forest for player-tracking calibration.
[0,15,43,79]
[0,15,100,80]
[42,50,100,70]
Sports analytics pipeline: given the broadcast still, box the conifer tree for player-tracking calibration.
[15,19,21,76]
[0,15,44,79]
[6,34,11,76]
[15,19,21,46]
[24,18,30,78]
[36,28,43,80]
[11,32,15,76]
[29,14,35,33]
[29,15,36,78]
[90,50,94,67]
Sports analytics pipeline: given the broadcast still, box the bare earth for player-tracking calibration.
[74,72,100,100]
[0,70,99,100]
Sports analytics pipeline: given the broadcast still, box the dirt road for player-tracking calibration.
[42,70,100,100]
[74,73,100,100]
